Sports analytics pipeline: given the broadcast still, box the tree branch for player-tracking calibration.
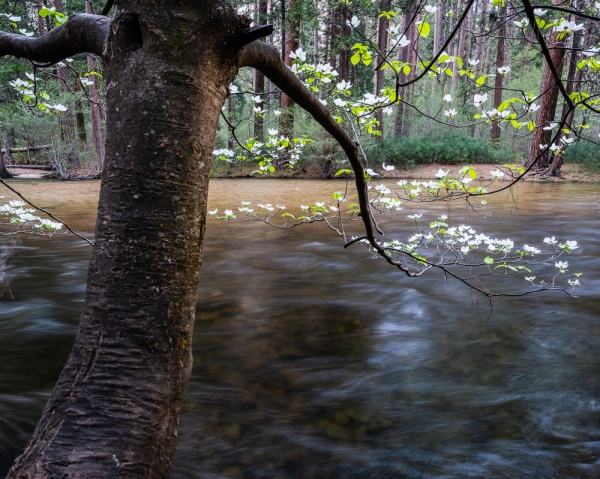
[0,14,109,62]
[238,41,413,275]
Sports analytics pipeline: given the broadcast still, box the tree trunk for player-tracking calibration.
[474,0,489,73]
[0,140,12,178]
[526,1,568,169]
[253,0,268,142]
[491,4,506,142]
[86,0,105,169]
[75,77,88,144]
[546,16,588,177]
[373,0,390,140]
[2,130,15,164]
[7,2,243,476]
[278,0,298,159]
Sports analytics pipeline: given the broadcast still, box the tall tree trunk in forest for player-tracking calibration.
[279,0,298,162]
[0,139,12,178]
[395,13,409,136]
[253,0,268,142]
[86,0,105,169]
[35,0,47,35]
[329,4,338,70]
[491,3,506,142]
[526,3,568,169]
[546,17,588,176]
[338,5,349,81]
[75,77,87,144]
[403,14,419,137]
[474,0,489,72]
[373,0,390,140]
[2,130,14,164]
[53,0,77,167]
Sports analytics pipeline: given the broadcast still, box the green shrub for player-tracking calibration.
[564,141,600,171]
[365,133,519,167]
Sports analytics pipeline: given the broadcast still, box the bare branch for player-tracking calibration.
[0,14,109,62]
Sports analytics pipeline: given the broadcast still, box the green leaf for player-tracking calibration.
[351,52,360,65]
[403,64,410,76]
[484,256,494,265]
[527,120,536,132]
[418,21,430,38]
[38,7,52,17]
[335,169,353,176]
[475,75,487,86]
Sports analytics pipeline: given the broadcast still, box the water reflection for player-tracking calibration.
[0,179,599,478]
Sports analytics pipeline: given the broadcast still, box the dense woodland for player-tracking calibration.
[1,0,600,178]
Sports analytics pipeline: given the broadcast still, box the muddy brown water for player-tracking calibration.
[1,178,599,478]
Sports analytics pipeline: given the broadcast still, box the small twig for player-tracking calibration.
[0,178,94,246]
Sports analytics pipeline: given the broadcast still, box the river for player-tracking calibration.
[0,179,599,478]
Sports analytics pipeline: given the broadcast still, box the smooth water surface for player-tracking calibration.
[0,179,599,478]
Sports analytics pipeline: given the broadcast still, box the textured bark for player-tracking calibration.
[0,14,108,61]
[7,1,245,476]
[474,0,489,73]
[491,4,506,142]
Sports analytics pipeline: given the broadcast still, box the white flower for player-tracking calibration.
[268,128,278,136]
[444,108,457,118]
[273,109,281,116]
[383,107,393,116]
[525,276,536,282]
[534,9,547,16]
[53,104,68,112]
[490,169,505,178]
[434,169,449,178]
[224,209,234,216]
[528,103,541,112]
[409,188,422,196]
[229,84,239,94]
[19,29,34,36]
[394,35,411,48]
[36,219,62,230]
[365,168,379,176]
[473,93,488,107]
[375,184,391,195]
[543,122,558,130]
[561,137,575,145]
[461,177,473,184]
[350,16,360,28]
[382,163,395,171]
[565,240,579,250]
[497,66,511,75]
[443,94,453,102]
[425,5,437,13]
[333,98,346,107]
[568,279,580,286]
[208,209,218,215]
[460,246,470,254]
[407,213,423,219]
[289,47,307,62]
[514,18,528,28]
[468,59,480,66]
[523,244,540,254]
[544,236,557,245]
[549,143,561,152]
[336,80,352,90]
[315,202,325,207]
[397,180,407,186]
[555,261,568,270]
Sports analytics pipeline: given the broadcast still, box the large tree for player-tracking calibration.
[0,0,370,476]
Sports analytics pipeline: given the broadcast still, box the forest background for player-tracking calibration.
[0,0,599,179]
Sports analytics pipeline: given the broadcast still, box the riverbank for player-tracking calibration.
[6,163,600,182]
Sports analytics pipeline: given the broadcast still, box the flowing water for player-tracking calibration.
[0,179,599,478]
